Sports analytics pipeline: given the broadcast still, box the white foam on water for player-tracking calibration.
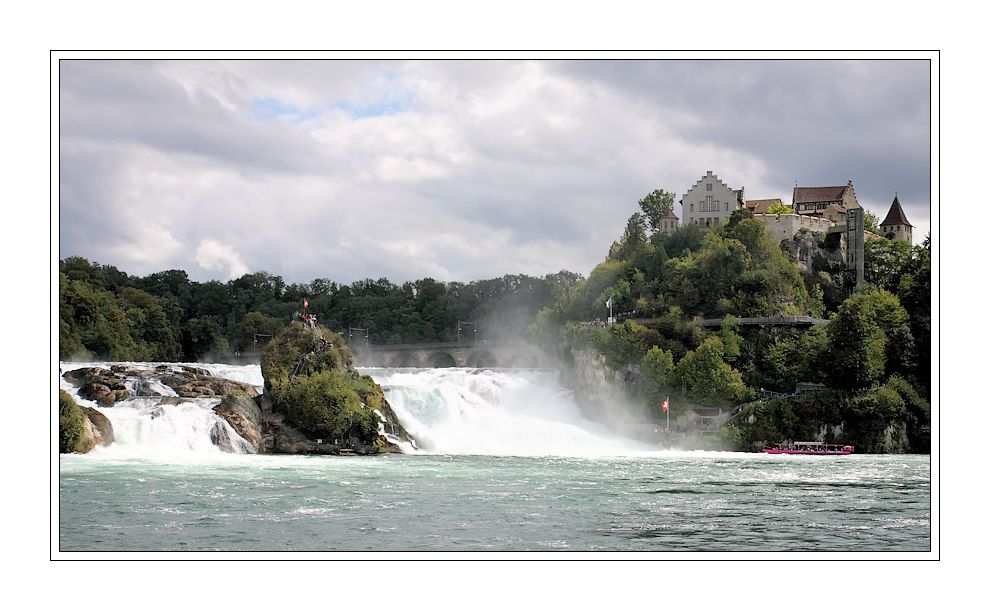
[59,361,258,458]
[371,367,661,457]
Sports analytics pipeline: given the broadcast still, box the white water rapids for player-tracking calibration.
[371,367,657,456]
[59,362,263,458]
[59,363,659,457]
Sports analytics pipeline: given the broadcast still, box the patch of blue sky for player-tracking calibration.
[250,97,321,125]
[332,98,410,118]
[250,70,417,123]
[334,69,417,118]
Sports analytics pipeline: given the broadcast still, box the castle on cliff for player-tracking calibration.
[657,171,915,286]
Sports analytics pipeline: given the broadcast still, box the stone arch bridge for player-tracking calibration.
[349,341,550,369]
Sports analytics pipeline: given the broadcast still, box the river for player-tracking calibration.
[57,362,931,553]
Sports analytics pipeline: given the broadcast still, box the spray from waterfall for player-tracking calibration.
[372,367,660,457]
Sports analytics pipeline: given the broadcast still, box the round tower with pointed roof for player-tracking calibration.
[879,195,913,244]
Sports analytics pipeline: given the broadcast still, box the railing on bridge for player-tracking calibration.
[631,315,827,328]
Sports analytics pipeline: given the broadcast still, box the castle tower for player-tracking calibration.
[879,195,913,244]
[846,207,865,286]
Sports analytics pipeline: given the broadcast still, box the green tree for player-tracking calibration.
[863,209,880,234]
[240,311,286,352]
[610,213,649,262]
[864,237,913,291]
[675,336,755,406]
[182,316,228,361]
[641,346,675,417]
[638,189,676,234]
[822,289,908,390]
[765,201,792,216]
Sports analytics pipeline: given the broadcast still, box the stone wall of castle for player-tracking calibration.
[756,213,835,244]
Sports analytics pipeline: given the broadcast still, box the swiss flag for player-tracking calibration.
[304,299,309,308]
[662,398,669,412]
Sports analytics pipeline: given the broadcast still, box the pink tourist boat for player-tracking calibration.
[762,441,854,455]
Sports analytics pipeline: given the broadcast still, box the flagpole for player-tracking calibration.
[666,396,669,432]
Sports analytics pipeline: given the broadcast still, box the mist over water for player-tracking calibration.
[372,367,658,457]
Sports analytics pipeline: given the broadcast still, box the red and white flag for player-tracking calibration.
[662,398,669,412]
[304,299,309,308]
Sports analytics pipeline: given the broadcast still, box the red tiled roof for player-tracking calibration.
[746,199,782,214]
[880,196,912,227]
[793,186,847,204]
[660,207,679,219]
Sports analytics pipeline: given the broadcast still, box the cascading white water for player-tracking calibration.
[59,362,259,457]
[60,362,659,457]
[369,367,659,457]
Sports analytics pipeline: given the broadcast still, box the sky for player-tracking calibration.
[58,59,933,286]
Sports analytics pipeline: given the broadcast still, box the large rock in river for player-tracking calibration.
[82,407,115,449]
[213,390,263,452]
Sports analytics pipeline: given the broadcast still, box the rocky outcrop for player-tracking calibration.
[63,368,131,406]
[213,391,263,452]
[62,365,262,402]
[258,394,313,454]
[82,407,115,448]
[160,370,260,399]
[376,396,414,452]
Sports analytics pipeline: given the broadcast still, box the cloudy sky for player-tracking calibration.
[58,59,932,286]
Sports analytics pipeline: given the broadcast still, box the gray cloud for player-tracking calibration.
[58,59,932,285]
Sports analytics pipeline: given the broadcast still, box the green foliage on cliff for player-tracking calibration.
[261,323,382,444]
[527,188,930,443]
[59,390,91,453]
[675,336,755,407]
[733,379,930,453]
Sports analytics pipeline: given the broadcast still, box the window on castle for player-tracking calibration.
[706,184,712,191]
[690,203,694,212]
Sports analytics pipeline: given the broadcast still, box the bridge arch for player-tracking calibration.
[467,349,499,368]
[425,351,457,368]
[388,352,421,368]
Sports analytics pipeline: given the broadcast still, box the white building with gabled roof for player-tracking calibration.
[679,170,746,229]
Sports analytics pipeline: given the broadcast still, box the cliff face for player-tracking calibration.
[564,349,650,430]
[781,229,846,274]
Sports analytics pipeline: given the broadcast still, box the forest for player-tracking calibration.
[58,255,581,362]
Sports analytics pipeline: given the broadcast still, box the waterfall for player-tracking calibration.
[59,362,257,457]
[60,362,659,457]
[369,367,658,457]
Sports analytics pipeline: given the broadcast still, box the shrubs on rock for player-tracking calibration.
[261,323,382,446]
[59,390,93,453]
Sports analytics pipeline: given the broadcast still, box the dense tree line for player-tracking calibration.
[59,255,582,362]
